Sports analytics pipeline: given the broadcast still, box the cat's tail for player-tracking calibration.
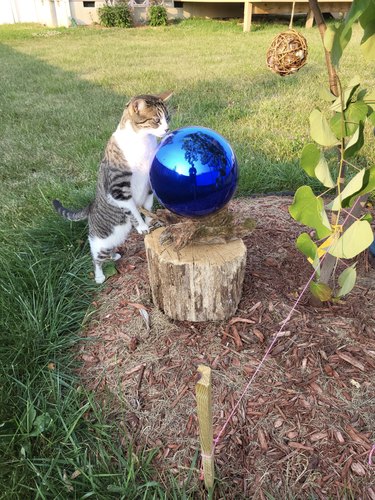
[53,199,90,221]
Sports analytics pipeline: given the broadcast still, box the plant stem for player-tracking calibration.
[308,0,339,96]
[307,0,344,292]
[333,75,346,227]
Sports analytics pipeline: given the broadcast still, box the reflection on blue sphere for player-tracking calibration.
[150,126,238,218]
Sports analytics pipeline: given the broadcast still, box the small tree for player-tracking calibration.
[98,0,132,28]
[149,4,168,27]
[289,0,375,303]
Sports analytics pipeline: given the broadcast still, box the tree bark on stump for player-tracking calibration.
[144,227,247,322]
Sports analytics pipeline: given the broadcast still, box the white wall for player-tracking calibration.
[70,0,105,26]
[54,0,71,27]
[36,1,58,27]
[0,0,191,27]
[0,0,54,25]
[0,0,15,24]
[0,0,40,24]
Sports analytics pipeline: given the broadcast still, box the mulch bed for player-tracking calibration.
[78,196,375,499]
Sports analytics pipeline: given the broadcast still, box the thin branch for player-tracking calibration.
[308,0,338,96]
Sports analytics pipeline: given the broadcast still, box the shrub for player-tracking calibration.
[149,5,168,27]
[98,5,116,27]
[98,1,132,28]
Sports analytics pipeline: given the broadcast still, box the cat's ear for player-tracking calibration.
[157,91,173,102]
[129,98,147,115]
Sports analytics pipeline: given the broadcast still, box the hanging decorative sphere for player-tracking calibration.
[266,29,308,76]
[150,126,238,218]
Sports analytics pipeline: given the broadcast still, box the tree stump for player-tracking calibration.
[144,227,247,322]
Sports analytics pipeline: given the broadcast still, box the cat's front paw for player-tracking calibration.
[95,273,106,284]
[136,222,150,235]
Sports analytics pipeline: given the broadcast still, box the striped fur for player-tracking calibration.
[53,91,172,283]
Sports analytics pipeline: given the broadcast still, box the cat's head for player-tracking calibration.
[122,91,173,137]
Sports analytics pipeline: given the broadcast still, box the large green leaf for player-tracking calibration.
[343,0,371,38]
[324,24,336,52]
[309,109,339,147]
[310,281,333,302]
[336,264,357,298]
[344,122,365,159]
[326,0,372,65]
[296,233,318,261]
[315,154,335,188]
[326,24,353,66]
[363,88,375,111]
[296,233,321,275]
[360,1,375,61]
[330,76,361,112]
[330,113,350,138]
[359,0,375,29]
[328,220,373,258]
[289,186,332,239]
[330,100,368,137]
[347,100,369,121]
[330,168,367,210]
[361,20,375,60]
[343,166,375,207]
[319,87,336,102]
[300,143,320,177]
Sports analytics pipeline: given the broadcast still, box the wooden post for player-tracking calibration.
[196,365,214,490]
[243,1,253,32]
[305,8,314,28]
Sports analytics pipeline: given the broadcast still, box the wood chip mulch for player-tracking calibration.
[78,196,375,499]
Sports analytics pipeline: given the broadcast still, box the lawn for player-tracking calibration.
[0,18,374,498]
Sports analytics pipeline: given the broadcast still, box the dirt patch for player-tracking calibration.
[79,196,375,499]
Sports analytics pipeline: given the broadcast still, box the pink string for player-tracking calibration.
[213,260,318,449]
[207,197,362,455]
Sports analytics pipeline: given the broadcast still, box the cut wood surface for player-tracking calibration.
[144,227,247,322]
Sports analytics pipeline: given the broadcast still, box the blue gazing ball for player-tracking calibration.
[150,126,238,218]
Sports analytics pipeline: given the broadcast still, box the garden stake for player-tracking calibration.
[196,364,214,489]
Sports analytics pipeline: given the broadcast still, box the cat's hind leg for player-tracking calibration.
[89,222,132,284]
[111,252,121,261]
[90,245,111,284]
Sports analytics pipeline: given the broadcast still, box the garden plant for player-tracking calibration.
[98,0,132,28]
[290,0,375,302]
[149,4,168,27]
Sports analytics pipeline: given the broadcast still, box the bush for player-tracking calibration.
[98,2,132,28]
[149,5,168,27]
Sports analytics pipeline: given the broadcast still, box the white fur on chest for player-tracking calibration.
[113,123,156,206]
[113,123,157,173]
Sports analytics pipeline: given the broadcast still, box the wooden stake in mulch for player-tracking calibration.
[195,364,214,490]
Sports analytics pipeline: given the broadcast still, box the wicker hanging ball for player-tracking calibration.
[266,29,308,76]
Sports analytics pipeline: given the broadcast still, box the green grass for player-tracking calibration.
[0,18,374,498]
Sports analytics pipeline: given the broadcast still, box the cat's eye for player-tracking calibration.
[154,117,161,125]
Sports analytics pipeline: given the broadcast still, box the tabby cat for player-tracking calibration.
[53,91,172,284]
